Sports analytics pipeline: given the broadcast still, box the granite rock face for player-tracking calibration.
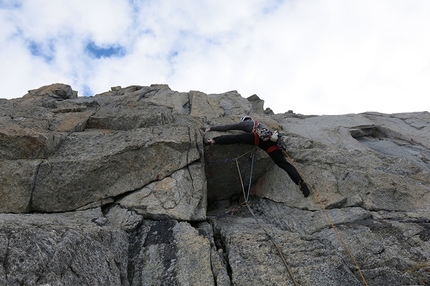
[0,83,429,285]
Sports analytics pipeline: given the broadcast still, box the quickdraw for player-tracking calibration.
[251,120,279,142]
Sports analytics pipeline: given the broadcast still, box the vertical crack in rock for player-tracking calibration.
[186,125,204,165]
[29,160,47,212]
[2,232,11,283]
[183,95,191,114]
[211,221,233,284]
[44,127,76,159]
[85,104,102,129]
[127,221,146,285]
[194,221,231,286]
[186,126,192,166]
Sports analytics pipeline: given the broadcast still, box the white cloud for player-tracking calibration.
[1,0,429,115]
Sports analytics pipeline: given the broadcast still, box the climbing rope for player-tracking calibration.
[280,148,369,286]
[210,143,368,285]
[210,149,254,219]
[235,148,299,286]
[246,148,256,202]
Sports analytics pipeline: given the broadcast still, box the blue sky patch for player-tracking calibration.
[81,85,92,97]
[0,0,23,9]
[262,0,284,14]
[85,41,126,59]
[27,40,55,62]
[168,50,179,60]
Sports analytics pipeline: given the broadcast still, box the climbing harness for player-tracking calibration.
[250,121,282,153]
[251,119,275,142]
[280,148,369,286]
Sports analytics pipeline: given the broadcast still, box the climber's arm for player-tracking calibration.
[206,121,253,133]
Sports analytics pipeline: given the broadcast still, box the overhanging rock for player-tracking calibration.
[204,144,273,205]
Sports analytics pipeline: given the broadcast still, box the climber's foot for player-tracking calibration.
[299,180,310,197]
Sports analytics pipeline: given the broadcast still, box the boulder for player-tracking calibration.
[25,83,78,99]
[87,99,175,130]
[119,162,207,221]
[32,126,202,212]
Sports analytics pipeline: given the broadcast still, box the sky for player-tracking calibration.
[1,0,429,115]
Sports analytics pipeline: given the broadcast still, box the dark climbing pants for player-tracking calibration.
[212,132,303,185]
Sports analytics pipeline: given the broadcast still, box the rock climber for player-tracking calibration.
[204,116,310,197]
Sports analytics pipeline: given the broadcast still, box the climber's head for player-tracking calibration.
[240,116,252,122]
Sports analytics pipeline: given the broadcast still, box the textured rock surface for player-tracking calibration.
[0,83,429,285]
[0,208,129,286]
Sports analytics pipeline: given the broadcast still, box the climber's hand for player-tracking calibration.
[270,130,279,142]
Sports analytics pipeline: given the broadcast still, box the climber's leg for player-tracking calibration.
[267,149,310,197]
[268,150,302,184]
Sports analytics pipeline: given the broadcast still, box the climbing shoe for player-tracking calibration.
[299,180,310,197]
